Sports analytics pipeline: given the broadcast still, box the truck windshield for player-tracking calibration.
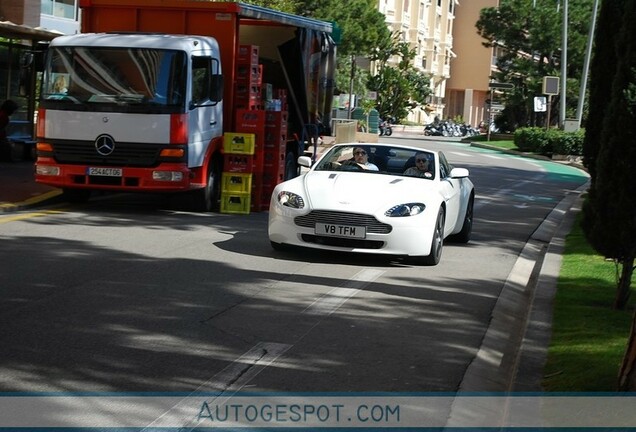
[41,47,187,113]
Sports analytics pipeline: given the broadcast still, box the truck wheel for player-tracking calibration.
[284,151,298,180]
[194,158,221,212]
[62,188,91,203]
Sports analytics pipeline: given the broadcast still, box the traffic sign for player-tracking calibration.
[489,82,515,90]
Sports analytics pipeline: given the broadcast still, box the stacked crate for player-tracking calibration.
[260,110,289,210]
[220,133,255,214]
[234,109,266,212]
[235,45,262,110]
[228,45,289,212]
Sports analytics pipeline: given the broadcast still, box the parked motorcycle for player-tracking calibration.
[378,119,393,136]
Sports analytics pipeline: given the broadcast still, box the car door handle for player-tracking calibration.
[210,120,217,126]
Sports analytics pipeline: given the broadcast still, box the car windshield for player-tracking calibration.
[314,145,436,180]
[40,47,187,114]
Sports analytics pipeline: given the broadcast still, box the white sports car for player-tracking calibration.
[268,143,475,265]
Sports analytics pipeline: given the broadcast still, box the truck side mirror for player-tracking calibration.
[210,74,223,102]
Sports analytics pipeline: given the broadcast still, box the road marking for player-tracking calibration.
[143,342,292,430]
[0,209,65,223]
[474,175,545,211]
[449,151,471,158]
[303,268,385,316]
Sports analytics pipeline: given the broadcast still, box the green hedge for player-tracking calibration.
[513,127,584,156]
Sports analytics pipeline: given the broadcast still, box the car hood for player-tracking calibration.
[303,171,435,213]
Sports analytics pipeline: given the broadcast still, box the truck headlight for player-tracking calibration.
[152,171,184,181]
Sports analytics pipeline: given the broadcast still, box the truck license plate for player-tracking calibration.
[87,167,122,177]
[315,223,366,239]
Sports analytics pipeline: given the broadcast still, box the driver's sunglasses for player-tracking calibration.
[354,151,367,156]
[416,158,427,163]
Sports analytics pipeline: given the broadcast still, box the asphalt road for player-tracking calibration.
[0,137,589,399]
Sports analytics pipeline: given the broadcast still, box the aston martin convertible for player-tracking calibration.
[268,143,475,265]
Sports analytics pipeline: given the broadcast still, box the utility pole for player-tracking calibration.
[576,0,599,126]
[559,0,568,128]
[347,55,355,120]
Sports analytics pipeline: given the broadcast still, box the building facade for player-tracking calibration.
[443,0,498,127]
[377,0,498,126]
[0,0,79,134]
[378,0,458,124]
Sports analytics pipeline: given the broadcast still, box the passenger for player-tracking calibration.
[351,146,379,171]
[0,99,19,162]
[52,75,68,94]
[404,152,433,178]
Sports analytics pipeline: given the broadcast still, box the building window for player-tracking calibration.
[41,0,77,20]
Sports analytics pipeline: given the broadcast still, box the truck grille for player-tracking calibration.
[51,139,165,167]
[294,210,392,234]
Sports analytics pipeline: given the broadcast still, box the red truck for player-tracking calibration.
[35,0,336,211]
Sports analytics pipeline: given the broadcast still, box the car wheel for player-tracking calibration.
[419,206,445,266]
[62,188,91,203]
[450,194,474,243]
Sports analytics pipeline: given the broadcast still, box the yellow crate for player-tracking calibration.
[223,133,256,154]
[222,172,252,194]
[220,192,251,215]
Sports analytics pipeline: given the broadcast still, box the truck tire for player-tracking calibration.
[193,157,221,212]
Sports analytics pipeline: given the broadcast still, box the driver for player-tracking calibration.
[351,146,379,171]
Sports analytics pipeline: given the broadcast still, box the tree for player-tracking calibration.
[367,33,432,121]
[581,0,624,183]
[239,0,299,13]
[606,0,636,391]
[296,0,391,57]
[476,0,595,129]
[581,0,636,313]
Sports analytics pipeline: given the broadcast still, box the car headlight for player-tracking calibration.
[277,191,305,209]
[385,203,425,217]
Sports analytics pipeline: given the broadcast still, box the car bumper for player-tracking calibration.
[268,203,436,257]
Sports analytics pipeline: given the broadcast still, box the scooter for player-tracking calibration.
[378,120,393,136]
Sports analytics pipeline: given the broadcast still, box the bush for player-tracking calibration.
[514,127,584,156]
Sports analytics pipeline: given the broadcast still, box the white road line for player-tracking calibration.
[474,174,545,211]
[303,268,385,316]
[144,269,385,429]
[449,151,471,158]
[143,342,292,430]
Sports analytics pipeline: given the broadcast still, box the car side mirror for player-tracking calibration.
[450,167,469,178]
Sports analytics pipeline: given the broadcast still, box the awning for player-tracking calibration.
[0,21,63,41]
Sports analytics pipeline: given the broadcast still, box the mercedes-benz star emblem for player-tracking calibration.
[95,135,115,156]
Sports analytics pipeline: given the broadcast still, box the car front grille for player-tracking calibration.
[294,210,392,234]
[51,139,166,167]
[301,234,384,249]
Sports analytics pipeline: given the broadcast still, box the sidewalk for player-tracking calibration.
[0,160,61,213]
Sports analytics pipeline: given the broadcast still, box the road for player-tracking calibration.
[0,137,589,398]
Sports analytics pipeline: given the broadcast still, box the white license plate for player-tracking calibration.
[87,167,122,177]
[315,223,366,239]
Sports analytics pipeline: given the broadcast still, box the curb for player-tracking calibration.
[0,189,63,214]
[446,181,589,426]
